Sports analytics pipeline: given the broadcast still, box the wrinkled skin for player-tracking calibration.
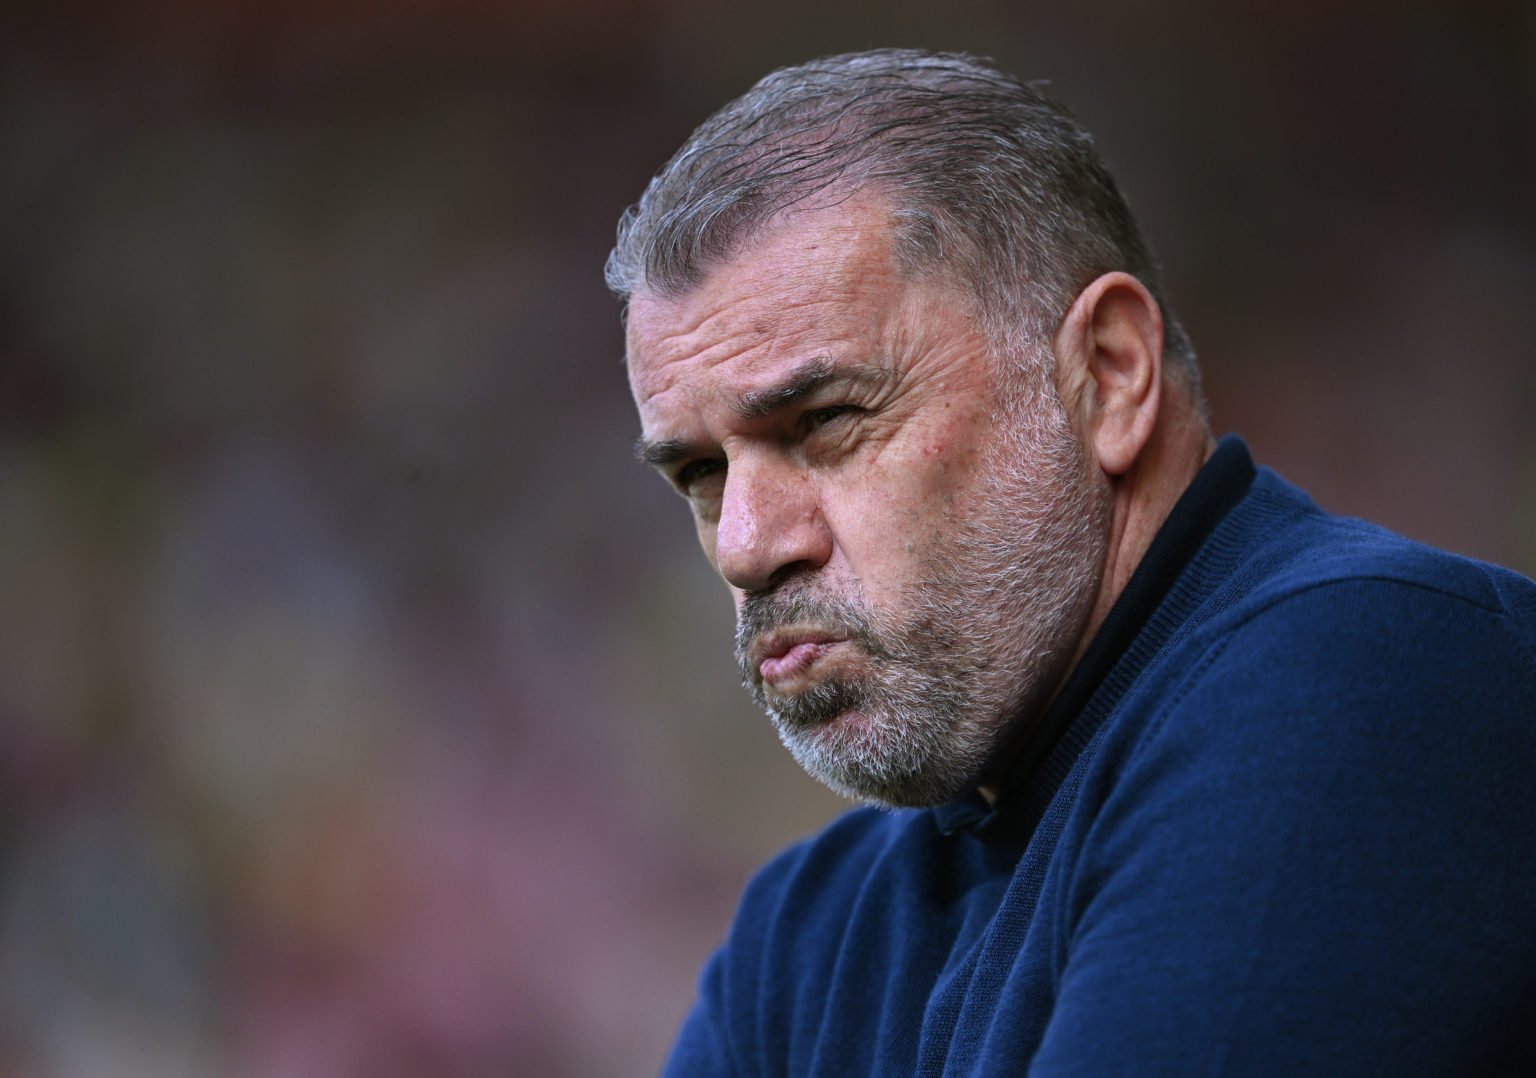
[626,194,1111,807]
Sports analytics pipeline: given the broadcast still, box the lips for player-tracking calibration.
[752,631,843,686]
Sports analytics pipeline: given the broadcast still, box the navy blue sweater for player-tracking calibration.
[664,438,1536,1076]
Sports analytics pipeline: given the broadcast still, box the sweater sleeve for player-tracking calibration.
[1028,575,1536,1076]
[659,808,898,1077]
[663,845,802,1078]
[663,947,735,1077]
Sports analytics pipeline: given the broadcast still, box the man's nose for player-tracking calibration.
[713,460,832,593]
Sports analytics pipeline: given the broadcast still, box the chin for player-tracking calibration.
[775,705,990,809]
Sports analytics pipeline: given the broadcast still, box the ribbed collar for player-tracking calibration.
[931,435,1257,838]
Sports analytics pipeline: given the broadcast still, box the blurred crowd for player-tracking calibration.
[1,2,1531,1075]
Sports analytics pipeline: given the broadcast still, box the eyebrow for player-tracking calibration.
[633,358,896,469]
[634,436,691,468]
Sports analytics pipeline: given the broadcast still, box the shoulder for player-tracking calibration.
[1121,487,1536,803]
[1190,468,1536,691]
[1244,466,1534,601]
[1064,476,1536,931]
[1102,559,1536,849]
[1033,490,1536,1074]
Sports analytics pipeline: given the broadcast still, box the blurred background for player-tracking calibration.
[1,1,1532,1074]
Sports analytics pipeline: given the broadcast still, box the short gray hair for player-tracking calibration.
[606,48,1198,387]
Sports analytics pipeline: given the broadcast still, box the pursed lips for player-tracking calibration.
[752,630,845,686]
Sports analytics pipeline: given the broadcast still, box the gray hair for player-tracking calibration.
[606,48,1199,389]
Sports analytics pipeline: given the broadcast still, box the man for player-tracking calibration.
[609,49,1536,1075]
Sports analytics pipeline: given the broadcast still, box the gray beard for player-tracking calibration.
[736,588,977,807]
[734,383,1108,808]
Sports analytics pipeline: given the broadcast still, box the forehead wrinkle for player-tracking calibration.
[628,300,773,408]
[633,228,901,376]
[627,196,912,419]
[731,357,899,422]
[730,356,836,420]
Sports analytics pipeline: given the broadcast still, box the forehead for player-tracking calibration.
[625,196,910,410]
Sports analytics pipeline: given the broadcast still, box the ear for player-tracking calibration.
[1053,271,1164,477]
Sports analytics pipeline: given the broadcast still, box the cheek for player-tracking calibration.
[893,426,990,513]
[693,517,721,568]
[824,452,959,582]
[882,415,999,543]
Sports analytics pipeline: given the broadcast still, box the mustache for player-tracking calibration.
[734,586,883,674]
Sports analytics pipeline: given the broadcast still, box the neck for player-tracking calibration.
[977,390,1212,803]
[1084,403,1215,654]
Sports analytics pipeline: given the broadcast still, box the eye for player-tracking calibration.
[674,457,725,492]
[803,404,860,430]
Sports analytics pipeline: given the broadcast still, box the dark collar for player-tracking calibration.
[931,435,1256,838]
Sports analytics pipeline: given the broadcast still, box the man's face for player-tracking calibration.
[626,195,1110,807]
